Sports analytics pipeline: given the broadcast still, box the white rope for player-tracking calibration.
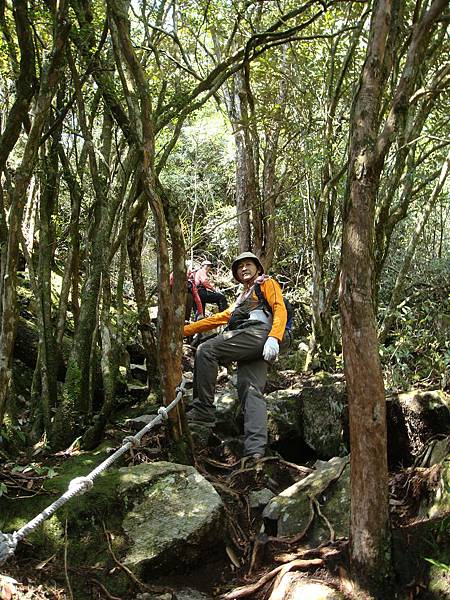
[0,378,187,566]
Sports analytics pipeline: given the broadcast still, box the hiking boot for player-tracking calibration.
[186,408,216,427]
[240,453,263,469]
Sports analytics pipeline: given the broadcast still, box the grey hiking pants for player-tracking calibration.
[190,323,271,457]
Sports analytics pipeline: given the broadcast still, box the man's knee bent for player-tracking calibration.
[196,339,218,363]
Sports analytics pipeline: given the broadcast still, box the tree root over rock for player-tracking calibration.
[103,523,172,596]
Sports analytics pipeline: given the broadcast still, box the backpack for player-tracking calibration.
[254,281,294,352]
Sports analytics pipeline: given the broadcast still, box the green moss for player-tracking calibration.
[309,463,351,546]
[168,437,190,465]
[17,283,33,301]
[64,360,83,400]
[52,361,83,447]
[0,445,126,560]
[0,464,133,600]
[428,563,450,597]
[28,516,64,554]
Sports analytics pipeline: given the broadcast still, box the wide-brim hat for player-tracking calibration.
[231,252,264,281]
[201,260,214,267]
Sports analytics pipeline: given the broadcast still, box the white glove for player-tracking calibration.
[263,336,279,363]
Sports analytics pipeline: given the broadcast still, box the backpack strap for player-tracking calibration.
[253,282,272,316]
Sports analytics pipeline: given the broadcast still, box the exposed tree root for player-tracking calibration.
[267,498,315,545]
[274,539,347,564]
[221,558,323,599]
[312,497,335,543]
[90,578,123,600]
[269,559,325,600]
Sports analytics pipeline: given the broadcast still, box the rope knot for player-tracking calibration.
[158,406,169,421]
[0,532,17,566]
[122,435,140,447]
[68,476,93,495]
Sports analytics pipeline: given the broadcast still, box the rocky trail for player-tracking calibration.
[1,345,449,600]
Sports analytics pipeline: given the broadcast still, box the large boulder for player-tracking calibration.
[387,390,450,466]
[266,387,303,447]
[419,436,450,518]
[266,376,348,461]
[118,462,224,576]
[300,377,348,459]
[263,455,350,545]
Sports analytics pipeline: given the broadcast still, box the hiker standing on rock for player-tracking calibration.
[184,252,287,464]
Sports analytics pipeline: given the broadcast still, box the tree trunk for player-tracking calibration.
[55,144,81,352]
[0,0,36,174]
[0,180,8,321]
[308,11,366,367]
[340,0,447,592]
[225,71,252,252]
[158,183,188,447]
[34,136,60,433]
[340,0,395,590]
[83,110,121,449]
[52,47,108,448]
[33,81,65,435]
[256,47,289,269]
[127,197,158,383]
[108,0,185,446]
[0,11,69,425]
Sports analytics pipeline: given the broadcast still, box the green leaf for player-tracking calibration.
[424,557,450,572]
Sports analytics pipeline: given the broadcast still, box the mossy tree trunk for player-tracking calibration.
[0,0,36,322]
[107,0,185,443]
[127,197,158,383]
[83,110,119,448]
[55,144,81,352]
[52,47,109,448]
[32,85,65,435]
[0,8,69,426]
[0,0,37,175]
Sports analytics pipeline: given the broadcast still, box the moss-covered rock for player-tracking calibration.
[308,461,351,547]
[418,437,450,518]
[394,390,450,459]
[1,454,225,595]
[428,561,450,598]
[263,455,349,541]
[300,377,348,459]
[118,462,224,577]
[266,387,303,445]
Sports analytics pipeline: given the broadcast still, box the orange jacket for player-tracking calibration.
[183,277,287,341]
